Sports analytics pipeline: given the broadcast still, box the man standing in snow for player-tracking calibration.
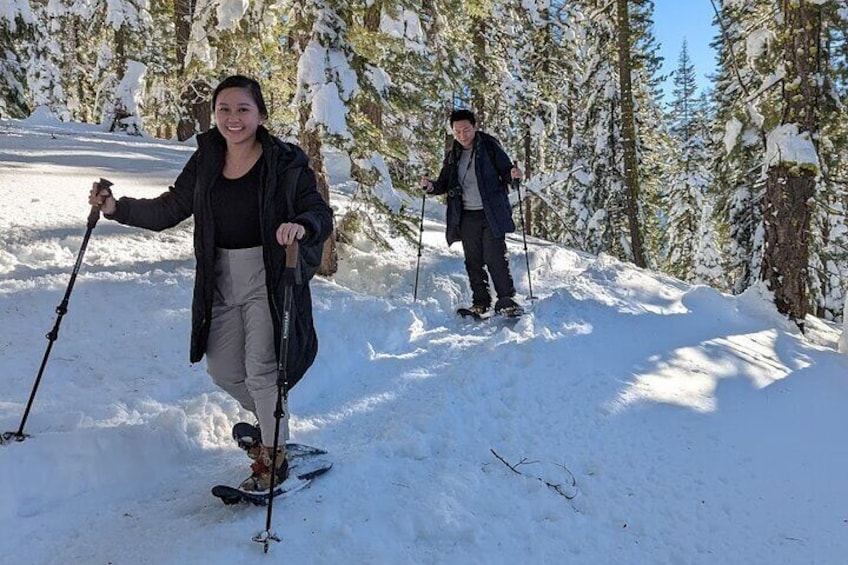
[421,109,523,317]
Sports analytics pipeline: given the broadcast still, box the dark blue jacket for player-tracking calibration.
[107,126,333,390]
[430,131,515,245]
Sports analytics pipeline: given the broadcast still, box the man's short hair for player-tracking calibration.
[449,109,476,126]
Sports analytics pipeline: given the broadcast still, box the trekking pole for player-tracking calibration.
[2,178,113,445]
[512,174,535,301]
[253,239,299,552]
[413,193,426,301]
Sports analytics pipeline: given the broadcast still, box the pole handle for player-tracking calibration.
[282,239,301,286]
[285,239,299,269]
[88,178,114,227]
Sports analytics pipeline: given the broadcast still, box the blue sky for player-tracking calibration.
[652,0,718,98]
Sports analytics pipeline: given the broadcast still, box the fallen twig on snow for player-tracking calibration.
[490,448,578,500]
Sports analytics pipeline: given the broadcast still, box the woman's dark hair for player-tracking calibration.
[449,109,476,126]
[212,75,268,119]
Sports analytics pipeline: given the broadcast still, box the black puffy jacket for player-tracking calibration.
[108,126,333,390]
[429,131,516,245]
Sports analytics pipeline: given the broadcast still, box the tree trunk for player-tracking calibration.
[615,0,646,268]
[762,165,815,326]
[0,22,28,118]
[177,80,211,140]
[471,17,487,124]
[298,107,338,276]
[362,0,383,129]
[294,3,337,276]
[69,19,90,122]
[173,0,210,140]
[760,1,821,330]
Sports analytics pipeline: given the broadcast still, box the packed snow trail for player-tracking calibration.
[1,119,847,564]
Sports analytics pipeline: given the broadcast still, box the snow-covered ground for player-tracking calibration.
[1,118,846,564]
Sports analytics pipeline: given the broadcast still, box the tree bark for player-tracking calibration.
[362,0,383,129]
[177,80,211,140]
[760,0,821,330]
[298,108,338,276]
[615,0,646,268]
[173,0,210,140]
[294,3,337,276]
[471,17,487,124]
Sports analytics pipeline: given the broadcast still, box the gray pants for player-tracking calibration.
[205,246,289,447]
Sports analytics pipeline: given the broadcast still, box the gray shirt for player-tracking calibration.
[458,147,483,210]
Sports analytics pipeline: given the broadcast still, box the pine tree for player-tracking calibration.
[691,92,728,289]
[339,0,434,246]
[565,2,623,257]
[627,0,669,270]
[27,1,75,120]
[615,0,645,267]
[563,0,664,266]
[100,0,154,135]
[664,40,714,283]
[0,0,32,118]
[760,1,825,329]
[290,0,367,276]
[808,3,848,320]
[709,0,776,294]
[505,0,580,243]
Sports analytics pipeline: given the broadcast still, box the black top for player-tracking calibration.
[107,125,334,379]
[211,159,262,249]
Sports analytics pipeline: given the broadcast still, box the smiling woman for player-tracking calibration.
[85,74,334,495]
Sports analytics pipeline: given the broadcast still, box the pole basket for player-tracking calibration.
[1,431,29,445]
[252,528,280,553]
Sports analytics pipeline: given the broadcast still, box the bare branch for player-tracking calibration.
[490,448,578,500]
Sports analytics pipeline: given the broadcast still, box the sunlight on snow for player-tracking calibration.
[615,330,791,413]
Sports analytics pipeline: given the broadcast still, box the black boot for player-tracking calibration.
[232,422,262,451]
[494,297,523,317]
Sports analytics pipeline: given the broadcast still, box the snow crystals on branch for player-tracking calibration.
[104,0,151,31]
[215,0,249,31]
[1,0,34,31]
[296,39,356,139]
[764,124,819,174]
[380,9,425,52]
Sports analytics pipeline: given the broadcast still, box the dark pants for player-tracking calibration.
[459,210,515,308]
